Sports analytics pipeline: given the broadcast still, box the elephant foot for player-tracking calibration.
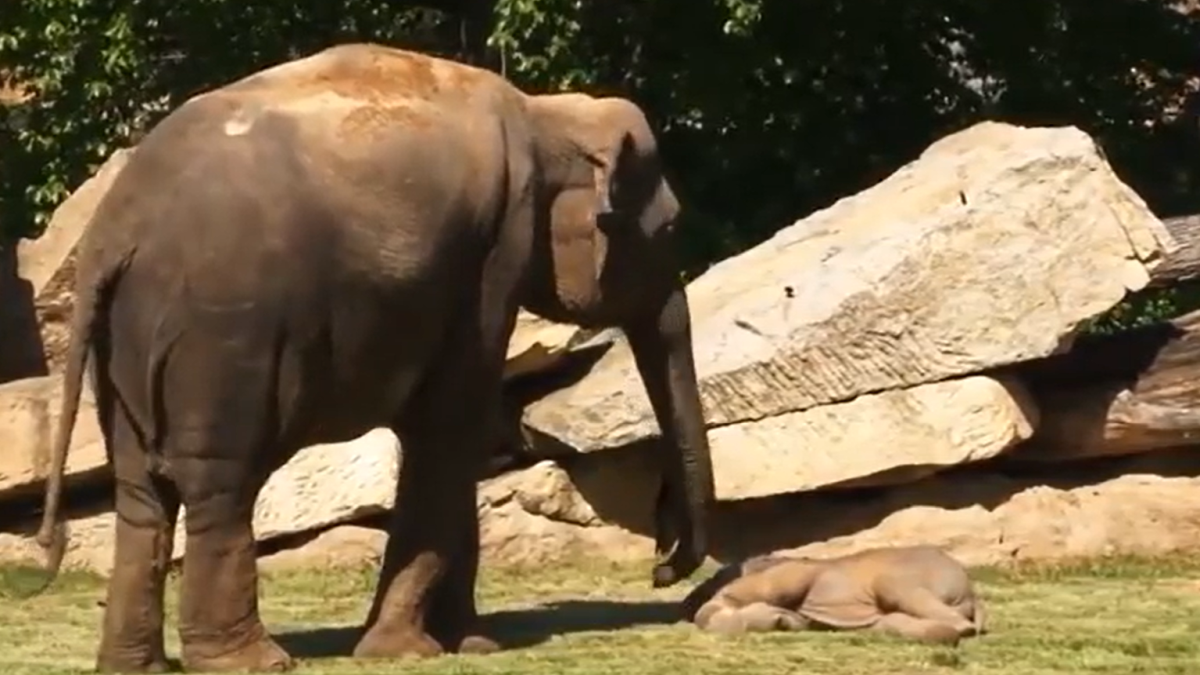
[455,634,501,655]
[180,634,294,673]
[352,624,444,660]
[428,617,501,655]
[95,652,171,674]
[919,625,964,647]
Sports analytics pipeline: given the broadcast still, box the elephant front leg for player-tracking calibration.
[96,411,180,674]
[354,421,483,660]
[426,517,500,654]
[175,465,293,672]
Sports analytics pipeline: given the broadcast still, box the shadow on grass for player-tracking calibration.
[276,598,680,659]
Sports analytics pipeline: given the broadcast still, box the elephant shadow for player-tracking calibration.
[275,598,681,659]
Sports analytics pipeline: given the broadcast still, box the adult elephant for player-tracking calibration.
[34,44,715,673]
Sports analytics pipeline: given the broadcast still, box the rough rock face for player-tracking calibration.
[170,450,1200,573]
[259,526,387,572]
[0,376,107,497]
[0,428,405,573]
[524,121,1172,498]
[504,311,582,380]
[227,427,402,540]
[706,373,1038,498]
[783,472,1200,567]
[477,460,652,566]
[0,450,654,576]
[2,149,133,380]
[10,436,1200,576]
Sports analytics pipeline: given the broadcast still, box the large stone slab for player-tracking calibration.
[6,150,133,378]
[0,428,404,572]
[0,441,654,575]
[524,122,1172,470]
[705,374,1038,499]
[0,376,107,499]
[224,427,402,540]
[504,310,582,381]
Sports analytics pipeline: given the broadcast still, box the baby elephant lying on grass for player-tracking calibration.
[680,545,987,645]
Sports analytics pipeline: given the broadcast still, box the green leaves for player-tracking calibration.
[2,0,1198,333]
[491,0,589,87]
[0,1,465,241]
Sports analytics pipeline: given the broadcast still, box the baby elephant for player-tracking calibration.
[681,545,987,646]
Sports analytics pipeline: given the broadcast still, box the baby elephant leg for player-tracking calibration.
[872,613,963,646]
[886,587,978,637]
[698,602,811,635]
[737,603,812,632]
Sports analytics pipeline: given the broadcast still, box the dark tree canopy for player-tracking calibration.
[2,0,1198,293]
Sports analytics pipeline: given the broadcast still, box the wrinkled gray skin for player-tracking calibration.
[33,44,716,673]
[681,546,987,646]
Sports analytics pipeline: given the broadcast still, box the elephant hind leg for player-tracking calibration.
[163,354,295,672]
[737,603,811,632]
[878,583,978,637]
[871,613,964,646]
[96,399,181,674]
[175,475,292,672]
[696,602,811,635]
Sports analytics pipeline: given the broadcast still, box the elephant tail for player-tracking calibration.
[29,247,128,594]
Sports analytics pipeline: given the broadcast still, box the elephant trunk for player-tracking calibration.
[627,283,715,588]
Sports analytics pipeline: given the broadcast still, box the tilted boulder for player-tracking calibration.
[0,428,404,572]
[504,310,582,380]
[523,121,1174,499]
[0,376,107,499]
[3,149,133,379]
[0,437,654,575]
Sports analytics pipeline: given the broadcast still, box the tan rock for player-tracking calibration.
[0,509,115,572]
[17,150,133,300]
[230,427,402,541]
[504,311,582,380]
[13,149,133,375]
[0,455,654,575]
[1007,309,1200,463]
[0,376,107,498]
[478,460,651,566]
[525,122,1172,459]
[785,472,1200,567]
[706,374,1038,499]
[13,446,1200,576]
[0,428,403,574]
[259,525,387,572]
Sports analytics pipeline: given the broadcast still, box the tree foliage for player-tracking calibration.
[2,0,1199,307]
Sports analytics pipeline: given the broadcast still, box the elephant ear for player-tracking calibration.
[582,130,635,223]
[566,130,633,287]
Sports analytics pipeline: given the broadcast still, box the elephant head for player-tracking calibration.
[522,92,715,587]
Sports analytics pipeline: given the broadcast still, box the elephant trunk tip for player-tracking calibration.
[651,544,705,589]
[652,564,677,589]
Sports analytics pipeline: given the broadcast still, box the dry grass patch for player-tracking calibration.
[3,553,1200,674]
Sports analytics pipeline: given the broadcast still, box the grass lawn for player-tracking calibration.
[4,553,1200,674]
